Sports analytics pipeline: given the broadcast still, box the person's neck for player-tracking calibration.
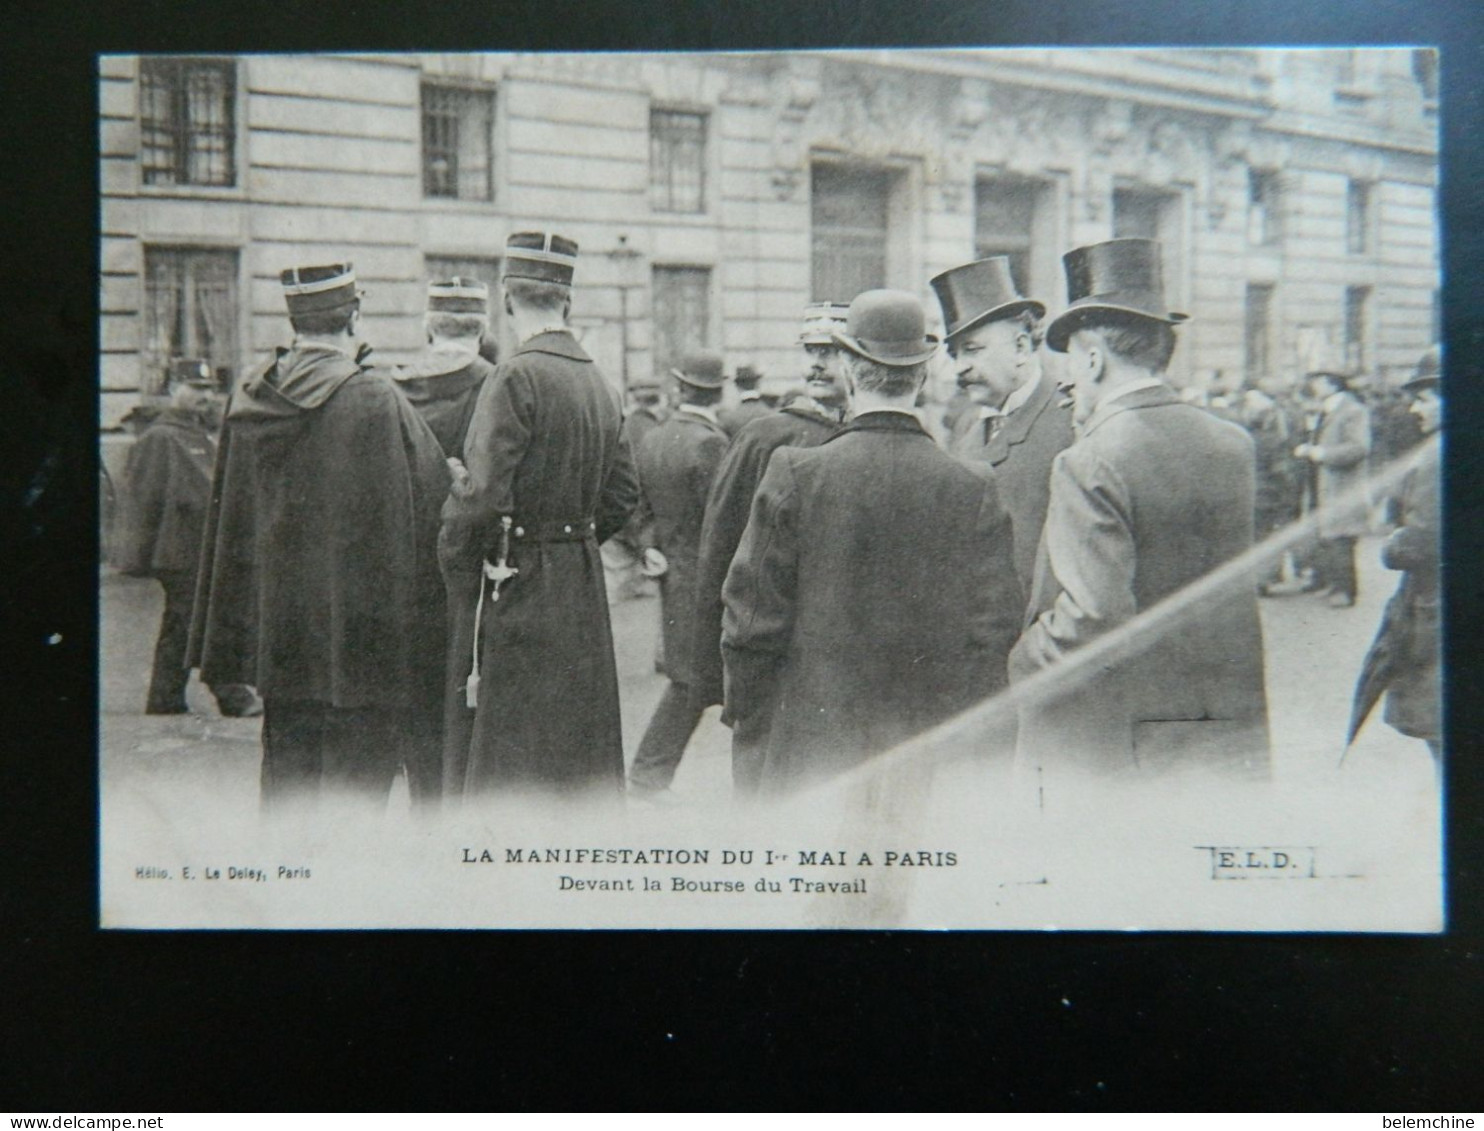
[510,309,567,343]
[431,336,481,356]
[852,390,919,417]
[296,332,357,355]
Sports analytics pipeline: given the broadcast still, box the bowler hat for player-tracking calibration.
[168,357,217,388]
[1045,239,1188,353]
[1401,344,1442,393]
[734,365,763,389]
[280,263,362,315]
[832,290,939,367]
[503,231,578,286]
[671,349,727,389]
[930,257,1045,341]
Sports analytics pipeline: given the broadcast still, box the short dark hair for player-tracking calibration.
[289,299,359,337]
[846,354,925,398]
[505,277,570,315]
[1078,314,1176,372]
[426,312,488,340]
[677,382,723,408]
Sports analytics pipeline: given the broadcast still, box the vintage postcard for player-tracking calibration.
[98,47,1443,930]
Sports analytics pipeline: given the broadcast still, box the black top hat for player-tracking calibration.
[832,290,939,367]
[426,277,490,314]
[1401,344,1442,394]
[503,231,578,286]
[671,349,727,389]
[168,357,217,388]
[1045,239,1188,353]
[733,365,762,389]
[930,257,1046,342]
[280,263,361,315]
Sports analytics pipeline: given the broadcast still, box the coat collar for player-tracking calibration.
[985,370,1062,458]
[673,405,727,436]
[514,329,590,363]
[1079,380,1181,439]
[829,409,933,443]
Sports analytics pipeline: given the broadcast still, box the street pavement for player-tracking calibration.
[100,534,1433,815]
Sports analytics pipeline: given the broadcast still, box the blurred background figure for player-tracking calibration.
[604,373,669,604]
[1243,379,1307,596]
[115,357,260,717]
[1295,369,1373,608]
[718,364,769,438]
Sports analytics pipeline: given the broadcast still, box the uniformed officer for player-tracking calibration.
[116,358,259,717]
[628,350,731,793]
[441,232,639,797]
[394,277,498,461]
[931,256,1073,594]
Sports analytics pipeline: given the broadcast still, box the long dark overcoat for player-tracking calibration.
[718,397,772,438]
[440,331,639,794]
[188,344,449,716]
[115,407,217,577]
[393,351,496,461]
[1011,384,1270,776]
[635,407,729,686]
[688,402,839,711]
[949,370,1075,595]
[722,411,1023,793]
[1308,392,1373,539]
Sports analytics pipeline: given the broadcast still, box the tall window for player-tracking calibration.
[1244,284,1275,381]
[143,247,239,394]
[652,266,711,378]
[1248,169,1282,246]
[1344,285,1371,372]
[975,177,1047,293]
[139,57,236,187]
[811,163,890,303]
[422,82,495,201]
[650,109,707,213]
[1346,180,1372,255]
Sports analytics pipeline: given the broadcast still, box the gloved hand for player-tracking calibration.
[640,547,669,579]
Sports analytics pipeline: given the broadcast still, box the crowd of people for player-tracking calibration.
[110,230,1444,811]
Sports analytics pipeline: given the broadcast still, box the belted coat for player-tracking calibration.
[440,330,639,794]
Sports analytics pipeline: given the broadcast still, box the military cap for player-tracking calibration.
[280,263,361,315]
[733,365,763,389]
[168,357,217,388]
[671,349,727,389]
[1045,239,1188,353]
[930,256,1045,342]
[426,276,490,314]
[503,231,579,286]
[832,290,939,367]
[799,302,851,345]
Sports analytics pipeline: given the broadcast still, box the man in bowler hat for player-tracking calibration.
[1011,239,1270,778]
[932,256,1074,594]
[718,365,771,438]
[627,350,731,793]
[722,290,1022,794]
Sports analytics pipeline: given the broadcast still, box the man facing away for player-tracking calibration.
[627,350,731,794]
[116,357,259,718]
[717,365,771,438]
[931,256,1074,596]
[722,289,1023,795]
[393,277,498,462]
[1010,238,1269,779]
[688,302,851,793]
[189,263,450,808]
[439,232,639,798]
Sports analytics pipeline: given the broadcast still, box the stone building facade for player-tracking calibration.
[100,48,1439,432]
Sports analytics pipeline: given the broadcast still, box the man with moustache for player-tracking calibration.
[932,256,1074,595]
[1011,239,1269,778]
[689,302,851,793]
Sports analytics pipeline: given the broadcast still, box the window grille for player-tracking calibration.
[422,82,495,201]
[650,109,707,213]
[142,247,239,394]
[811,164,890,303]
[139,57,236,187]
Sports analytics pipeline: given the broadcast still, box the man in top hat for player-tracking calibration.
[932,256,1075,594]
[1010,238,1269,779]
[394,278,498,462]
[1352,344,1442,764]
[718,365,770,438]
[1295,368,1373,608]
[688,301,852,792]
[439,232,639,797]
[116,358,259,718]
[627,350,732,792]
[722,290,1022,794]
[190,264,451,808]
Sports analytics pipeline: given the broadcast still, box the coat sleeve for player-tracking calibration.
[1010,446,1136,678]
[720,447,799,734]
[968,471,1023,693]
[1318,402,1372,469]
[114,430,170,576]
[597,427,641,546]
[441,364,533,570]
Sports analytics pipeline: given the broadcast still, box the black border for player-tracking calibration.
[4,0,1482,1110]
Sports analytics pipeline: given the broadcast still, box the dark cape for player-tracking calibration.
[114,407,217,577]
[392,349,496,461]
[688,401,840,711]
[188,343,450,714]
